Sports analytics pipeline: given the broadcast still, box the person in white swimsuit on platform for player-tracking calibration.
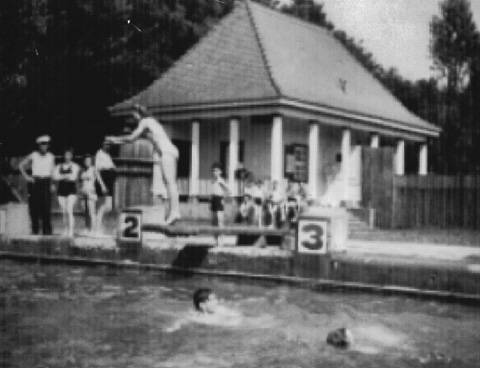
[107,104,180,225]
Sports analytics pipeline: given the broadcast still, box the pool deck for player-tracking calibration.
[1,233,480,303]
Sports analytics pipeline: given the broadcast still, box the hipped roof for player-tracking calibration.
[109,0,440,138]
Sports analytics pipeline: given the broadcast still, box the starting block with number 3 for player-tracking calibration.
[118,209,143,244]
[296,207,348,254]
[296,216,329,254]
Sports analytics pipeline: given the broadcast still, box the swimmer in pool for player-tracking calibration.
[193,288,220,314]
[165,288,241,332]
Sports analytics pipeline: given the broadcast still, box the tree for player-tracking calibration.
[429,0,480,173]
[280,0,333,30]
[0,0,234,154]
[430,0,479,92]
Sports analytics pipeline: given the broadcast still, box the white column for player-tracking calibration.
[394,139,405,175]
[370,133,380,148]
[419,143,428,176]
[270,115,284,182]
[308,121,319,199]
[189,120,200,196]
[228,117,240,195]
[341,128,351,202]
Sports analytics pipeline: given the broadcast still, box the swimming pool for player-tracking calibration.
[1,260,479,368]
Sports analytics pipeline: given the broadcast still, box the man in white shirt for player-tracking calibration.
[107,104,180,225]
[19,135,55,235]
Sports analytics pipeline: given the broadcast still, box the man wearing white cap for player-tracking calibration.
[19,135,55,235]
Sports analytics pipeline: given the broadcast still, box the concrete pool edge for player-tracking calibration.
[1,250,480,305]
[1,235,480,305]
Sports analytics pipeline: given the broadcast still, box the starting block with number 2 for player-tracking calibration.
[118,209,143,244]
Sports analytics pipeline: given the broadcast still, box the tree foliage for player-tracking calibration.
[431,0,479,92]
[1,0,480,174]
[0,0,233,154]
[429,0,480,173]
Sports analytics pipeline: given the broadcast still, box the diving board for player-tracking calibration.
[142,223,290,237]
[142,223,292,248]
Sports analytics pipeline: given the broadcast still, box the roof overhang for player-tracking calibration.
[109,97,441,142]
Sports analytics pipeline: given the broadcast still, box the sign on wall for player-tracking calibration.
[285,144,308,182]
[118,209,143,243]
[296,217,329,254]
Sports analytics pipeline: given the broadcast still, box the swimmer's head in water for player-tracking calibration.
[193,288,218,313]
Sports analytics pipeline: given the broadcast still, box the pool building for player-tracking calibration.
[109,0,440,208]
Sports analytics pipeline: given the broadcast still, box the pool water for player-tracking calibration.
[1,260,480,368]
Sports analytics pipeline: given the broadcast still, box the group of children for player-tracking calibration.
[238,178,308,228]
[19,136,116,237]
[209,163,308,229]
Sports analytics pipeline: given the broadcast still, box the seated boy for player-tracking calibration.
[269,180,286,228]
[251,180,265,227]
[237,177,255,225]
[285,181,300,227]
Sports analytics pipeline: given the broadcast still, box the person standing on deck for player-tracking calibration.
[80,154,99,234]
[107,104,181,225]
[94,140,116,233]
[18,135,55,235]
[210,162,230,227]
[54,148,80,237]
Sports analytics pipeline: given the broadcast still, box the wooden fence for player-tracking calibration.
[392,175,480,229]
[361,147,480,229]
[361,147,395,228]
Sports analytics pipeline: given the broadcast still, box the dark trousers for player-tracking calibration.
[28,178,52,235]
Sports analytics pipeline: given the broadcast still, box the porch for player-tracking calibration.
[115,115,431,211]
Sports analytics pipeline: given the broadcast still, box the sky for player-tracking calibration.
[317,0,480,81]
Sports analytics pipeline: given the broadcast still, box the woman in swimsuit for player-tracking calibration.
[54,148,80,237]
[80,154,98,233]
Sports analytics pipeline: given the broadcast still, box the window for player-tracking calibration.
[284,144,308,182]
